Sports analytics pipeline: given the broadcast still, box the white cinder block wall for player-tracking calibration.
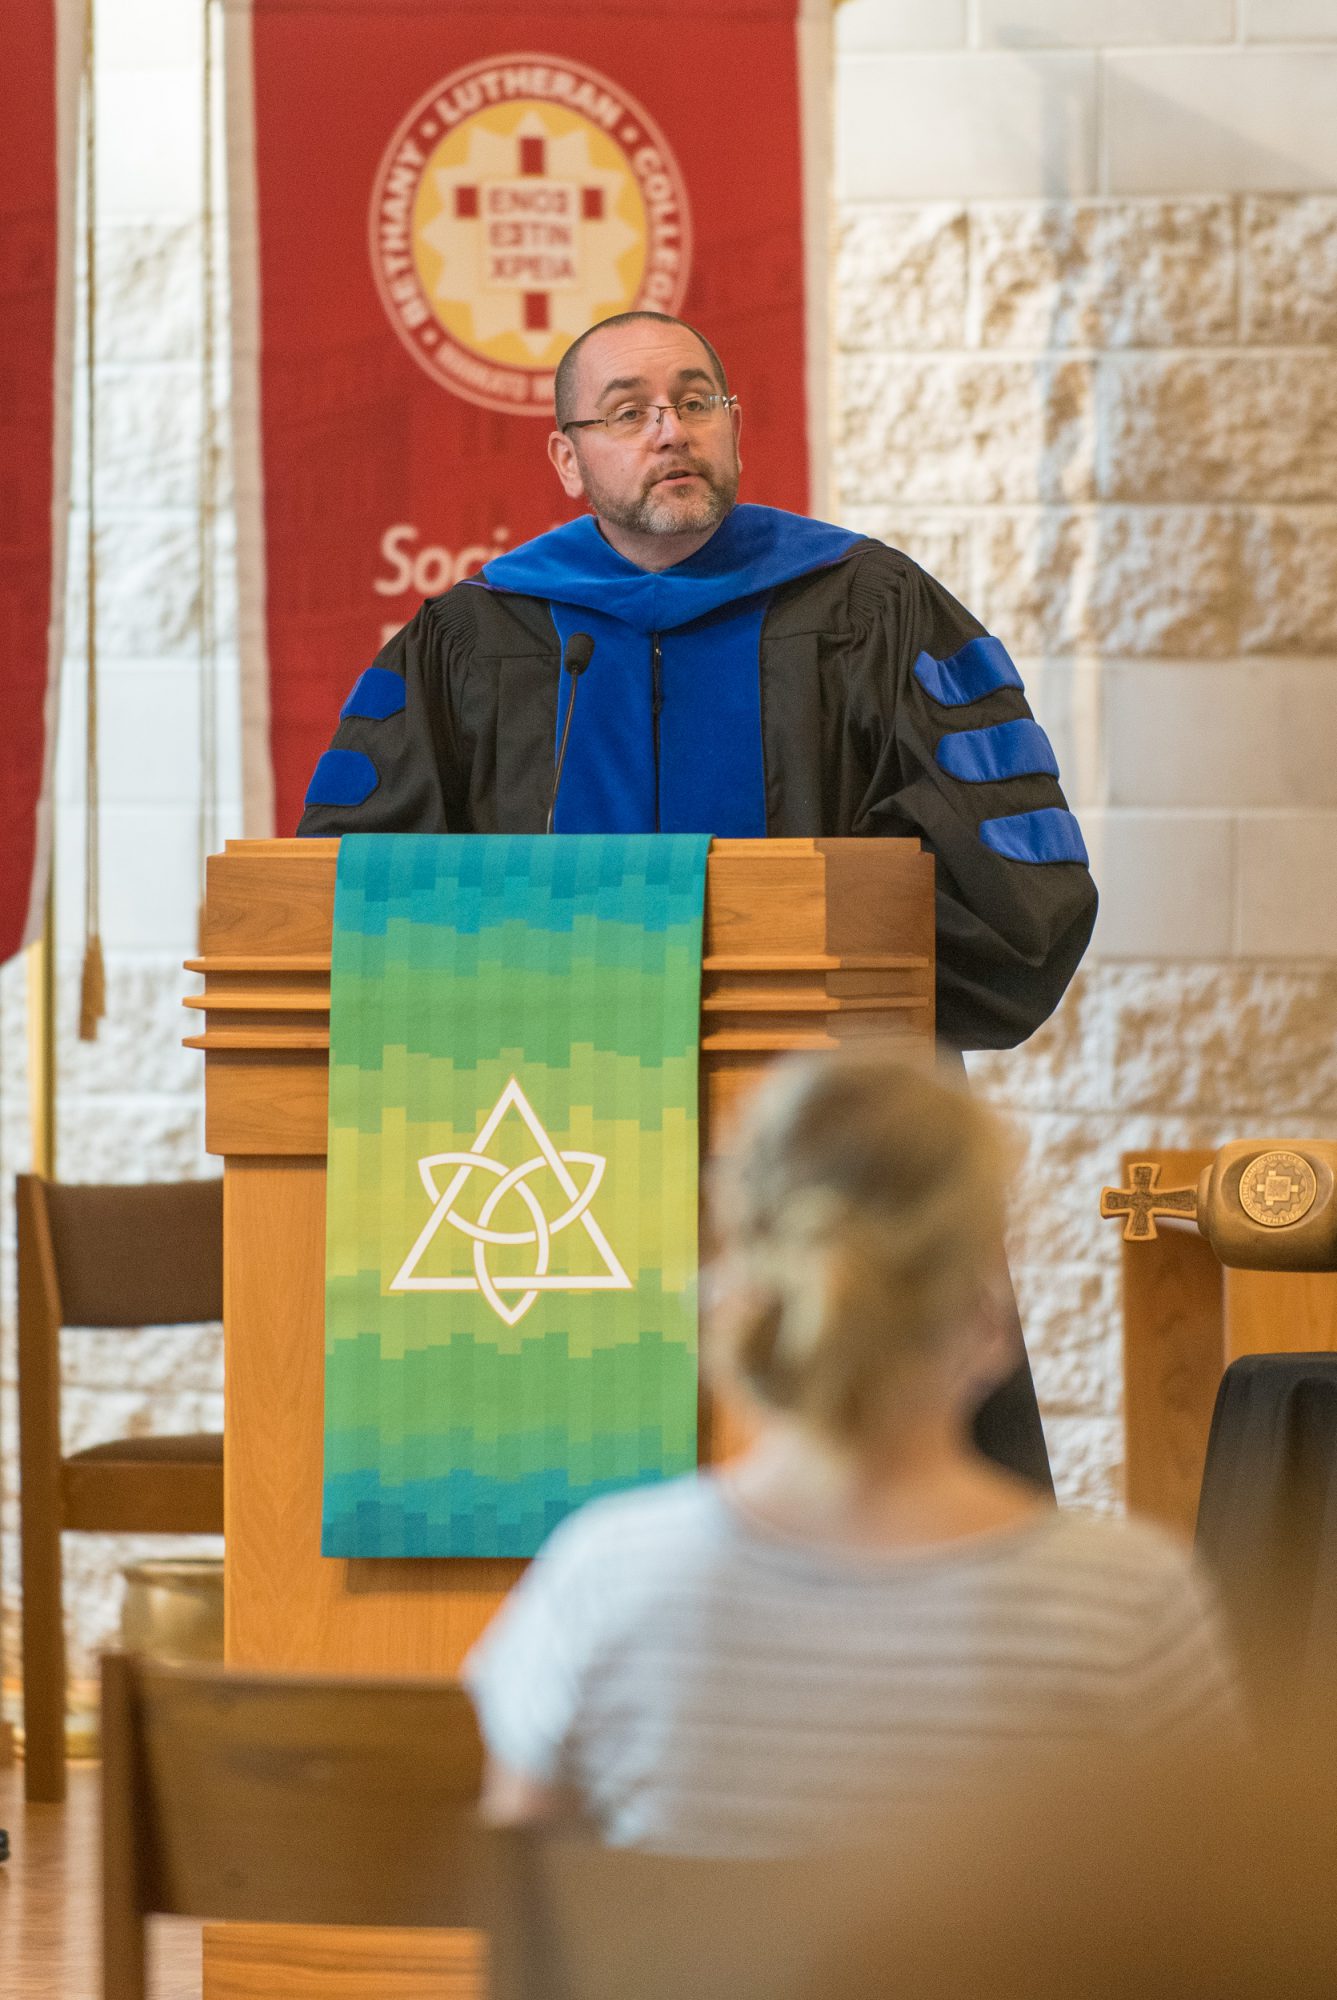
[4,0,1337,1706]
[0,0,235,1717]
[835,0,1337,1506]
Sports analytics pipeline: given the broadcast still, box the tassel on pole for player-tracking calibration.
[78,931,106,1043]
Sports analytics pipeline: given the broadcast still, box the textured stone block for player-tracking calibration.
[1087,510,1243,656]
[1242,198,1337,345]
[61,1382,223,1456]
[977,508,1240,658]
[837,52,1098,201]
[979,0,1233,46]
[1105,50,1337,195]
[54,958,204,1097]
[1240,510,1337,654]
[55,1094,207,1182]
[1102,962,1337,1120]
[96,222,203,364]
[73,363,200,513]
[1045,1416,1123,1515]
[1000,1108,1225,1271]
[65,508,201,658]
[1017,1264,1122,1420]
[973,201,1235,349]
[837,507,975,600]
[836,206,967,351]
[1099,355,1337,505]
[68,1323,224,1397]
[838,357,1095,505]
[975,509,1089,652]
[967,969,1108,1116]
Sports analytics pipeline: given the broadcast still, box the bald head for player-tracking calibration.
[554,312,729,428]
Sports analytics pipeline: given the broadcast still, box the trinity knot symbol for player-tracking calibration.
[369,52,691,415]
[389,1077,631,1327]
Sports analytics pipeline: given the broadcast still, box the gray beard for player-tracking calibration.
[627,472,736,537]
[582,456,740,540]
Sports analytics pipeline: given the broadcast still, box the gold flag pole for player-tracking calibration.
[77,0,104,1041]
[27,877,57,1181]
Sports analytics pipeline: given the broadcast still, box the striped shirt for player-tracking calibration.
[465,1475,1238,1856]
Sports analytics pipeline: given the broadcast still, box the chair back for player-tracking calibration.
[486,1827,872,2000]
[101,1654,487,1999]
[23,1176,223,1328]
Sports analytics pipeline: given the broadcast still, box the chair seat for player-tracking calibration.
[67,1431,223,1466]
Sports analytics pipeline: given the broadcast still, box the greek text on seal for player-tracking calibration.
[1239,1150,1318,1229]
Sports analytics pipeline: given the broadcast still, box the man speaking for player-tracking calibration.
[300,311,1098,1483]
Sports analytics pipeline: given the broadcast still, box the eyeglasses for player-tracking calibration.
[563,393,738,439]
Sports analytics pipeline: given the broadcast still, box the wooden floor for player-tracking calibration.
[0,1759,202,1999]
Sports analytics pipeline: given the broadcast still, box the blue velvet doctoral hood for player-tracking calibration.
[480,503,862,632]
[477,504,863,838]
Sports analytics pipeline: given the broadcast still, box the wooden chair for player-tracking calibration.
[486,1826,881,2000]
[100,1653,486,2000]
[17,1175,224,1801]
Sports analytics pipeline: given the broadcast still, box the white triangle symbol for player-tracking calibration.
[389,1077,632,1327]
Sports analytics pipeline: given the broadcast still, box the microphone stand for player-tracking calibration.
[545,633,595,834]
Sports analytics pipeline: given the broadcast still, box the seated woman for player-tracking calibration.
[465,1050,1238,1856]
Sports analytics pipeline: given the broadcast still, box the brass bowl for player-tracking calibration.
[120,1557,224,1664]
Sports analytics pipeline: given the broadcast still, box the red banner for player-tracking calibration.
[0,0,77,963]
[226,0,829,834]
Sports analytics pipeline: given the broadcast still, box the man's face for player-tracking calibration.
[547,322,742,544]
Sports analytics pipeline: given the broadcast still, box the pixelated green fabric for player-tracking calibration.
[321,834,709,1557]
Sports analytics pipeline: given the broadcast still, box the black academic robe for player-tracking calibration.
[301,537,1098,1492]
[300,538,1097,1053]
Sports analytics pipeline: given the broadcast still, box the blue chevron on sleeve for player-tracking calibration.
[914,635,1024,707]
[305,749,379,808]
[979,808,1088,865]
[340,667,407,721]
[936,718,1059,784]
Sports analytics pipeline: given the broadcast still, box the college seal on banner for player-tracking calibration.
[369,52,693,415]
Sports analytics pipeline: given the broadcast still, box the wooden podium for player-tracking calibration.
[186,836,934,1999]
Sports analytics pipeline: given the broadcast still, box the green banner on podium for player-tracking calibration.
[321,834,710,1557]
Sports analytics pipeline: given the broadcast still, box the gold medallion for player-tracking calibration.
[1238,1150,1318,1229]
[369,53,691,415]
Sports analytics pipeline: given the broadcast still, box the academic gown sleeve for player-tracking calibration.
[844,548,1098,1051]
[296,598,465,836]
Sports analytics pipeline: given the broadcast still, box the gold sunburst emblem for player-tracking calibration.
[369,53,692,416]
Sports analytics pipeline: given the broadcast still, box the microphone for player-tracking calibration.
[545,632,596,834]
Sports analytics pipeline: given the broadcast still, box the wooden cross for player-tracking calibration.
[1100,1162,1200,1242]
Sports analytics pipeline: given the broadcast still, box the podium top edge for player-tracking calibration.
[216,836,925,857]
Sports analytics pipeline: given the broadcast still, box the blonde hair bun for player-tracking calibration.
[712,1048,1010,1443]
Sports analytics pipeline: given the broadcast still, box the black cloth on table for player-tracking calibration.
[1196,1352,1337,1734]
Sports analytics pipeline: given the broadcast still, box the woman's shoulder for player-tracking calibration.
[534,1474,729,1575]
[1009,1507,1212,1611]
